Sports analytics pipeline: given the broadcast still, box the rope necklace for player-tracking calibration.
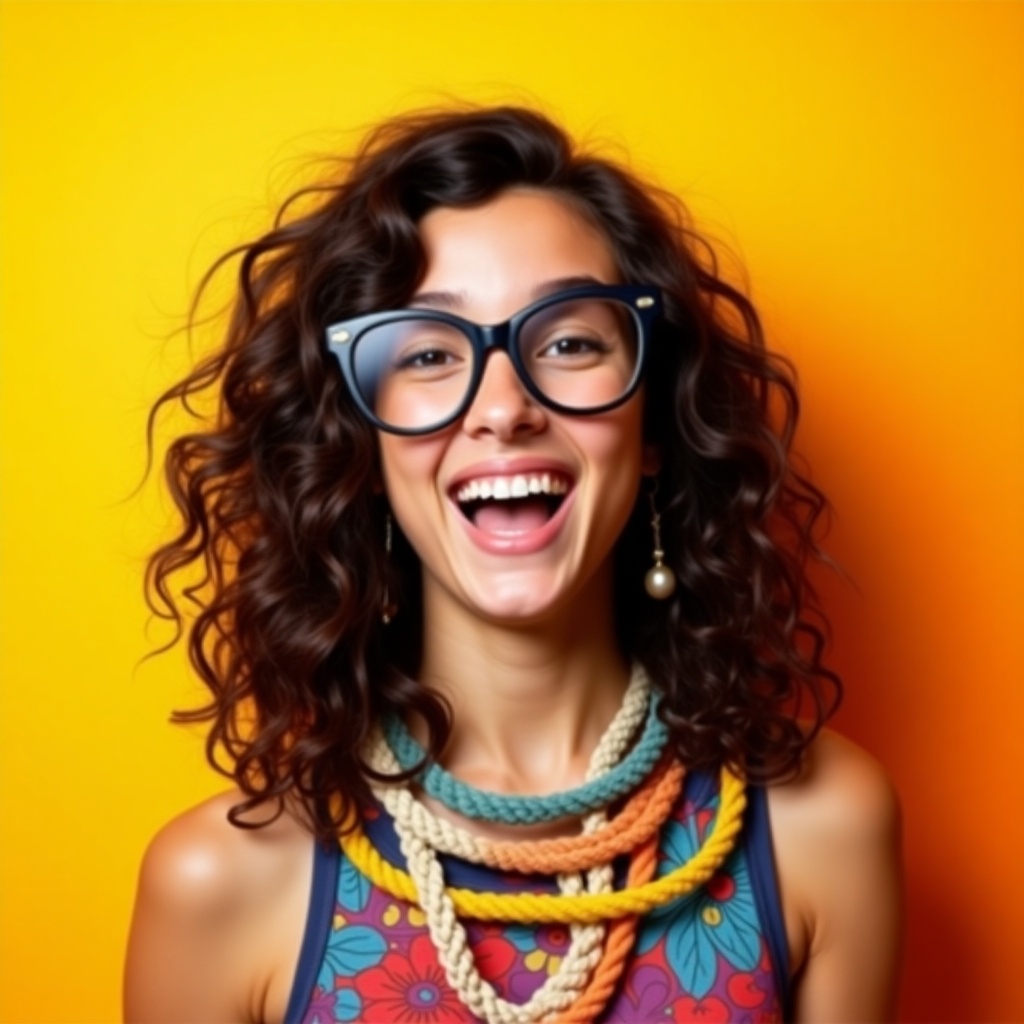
[341,669,746,1022]
[372,738,685,873]
[341,767,745,924]
[382,673,668,824]
[364,674,653,1024]
[550,831,661,1024]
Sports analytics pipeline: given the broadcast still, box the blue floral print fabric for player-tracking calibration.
[289,772,787,1023]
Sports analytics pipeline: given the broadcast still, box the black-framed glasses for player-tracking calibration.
[324,284,662,435]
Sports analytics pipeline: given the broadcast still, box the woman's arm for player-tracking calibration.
[124,792,313,1024]
[768,729,904,1022]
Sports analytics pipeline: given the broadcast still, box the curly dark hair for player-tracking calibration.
[147,104,841,840]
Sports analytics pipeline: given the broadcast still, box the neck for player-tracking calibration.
[413,574,631,797]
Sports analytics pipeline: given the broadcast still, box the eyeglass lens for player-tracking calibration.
[351,297,641,431]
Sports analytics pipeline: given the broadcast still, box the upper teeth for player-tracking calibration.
[456,474,570,503]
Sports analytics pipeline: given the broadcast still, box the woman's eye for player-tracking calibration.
[538,335,608,358]
[394,347,462,370]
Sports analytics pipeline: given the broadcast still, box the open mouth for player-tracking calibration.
[452,472,573,535]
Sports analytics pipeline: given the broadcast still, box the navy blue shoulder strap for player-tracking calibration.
[744,781,791,1017]
[284,839,340,1024]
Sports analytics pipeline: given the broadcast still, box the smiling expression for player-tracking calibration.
[377,189,658,627]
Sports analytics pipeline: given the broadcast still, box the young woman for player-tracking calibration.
[125,106,902,1023]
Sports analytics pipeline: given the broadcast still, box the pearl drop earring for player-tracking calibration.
[644,483,677,600]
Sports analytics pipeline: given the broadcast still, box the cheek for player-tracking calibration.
[585,402,647,470]
[377,435,448,535]
[575,412,648,524]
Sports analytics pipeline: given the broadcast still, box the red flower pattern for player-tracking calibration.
[727,970,768,1009]
[302,783,784,1022]
[706,872,736,902]
[354,935,472,1023]
[467,928,519,986]
[671,994,733,1020]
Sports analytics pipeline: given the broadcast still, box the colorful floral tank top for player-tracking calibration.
[285,771,789,1023]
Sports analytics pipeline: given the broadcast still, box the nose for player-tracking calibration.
[461,351,547,440]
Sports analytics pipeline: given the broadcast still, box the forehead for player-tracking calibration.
[415,190,619,316]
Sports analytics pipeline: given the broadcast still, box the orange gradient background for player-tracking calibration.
[1,3,1021,1021]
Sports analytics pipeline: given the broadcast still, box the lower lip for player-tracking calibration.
[454,490,576,555]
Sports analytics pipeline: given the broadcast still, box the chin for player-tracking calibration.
[457,570,589,626]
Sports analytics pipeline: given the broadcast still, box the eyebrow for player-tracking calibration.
[409,275,607,311]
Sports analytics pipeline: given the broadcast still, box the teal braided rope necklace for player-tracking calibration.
[382,695,669,825]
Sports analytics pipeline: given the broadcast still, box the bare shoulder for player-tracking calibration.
[768,727,901,848]
[125,791,315,1024]
[134,790,312,915]
[767,728,903,1022]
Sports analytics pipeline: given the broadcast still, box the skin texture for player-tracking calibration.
[124,795,313,1024]
[125,191,902,1022]
[379,192,657,631]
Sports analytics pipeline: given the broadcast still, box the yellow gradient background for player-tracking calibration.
[1,2,1021,1021]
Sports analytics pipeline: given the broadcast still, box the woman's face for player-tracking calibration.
[378,189,657,626]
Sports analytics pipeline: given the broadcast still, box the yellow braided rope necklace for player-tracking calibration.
[340,766,745,925]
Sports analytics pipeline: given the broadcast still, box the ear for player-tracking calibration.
[641,442,662,477]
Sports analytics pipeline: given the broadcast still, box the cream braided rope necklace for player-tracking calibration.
[341,767,746,923]
[379,747,684,873]
[367,668,653,1024]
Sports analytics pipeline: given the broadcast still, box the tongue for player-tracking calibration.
[473,498,552,535]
